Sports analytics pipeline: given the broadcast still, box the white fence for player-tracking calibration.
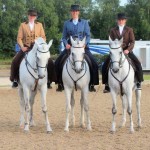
[89,39,150,71]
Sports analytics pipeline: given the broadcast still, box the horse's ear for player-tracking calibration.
[48,39,53,48]
[81,37,86,45]
[120,37,123,44]
[35,39,40,47]
[109,36,113,44]
[70,36,75,45]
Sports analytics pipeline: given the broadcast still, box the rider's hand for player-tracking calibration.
[21,47,28,52]
[66,44,71,50]
[124,49,129,55]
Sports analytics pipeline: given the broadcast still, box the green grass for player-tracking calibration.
[144,75,150,80]
[0,58,12,65]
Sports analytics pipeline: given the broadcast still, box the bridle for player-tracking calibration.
[25,43,49,80]
[66,46,87,91]
[69,46,85,72]
[109,45,126,69]
[109,45,130,96]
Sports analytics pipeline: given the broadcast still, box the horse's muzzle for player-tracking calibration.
[38,75,45,79]
[112,69,119,73]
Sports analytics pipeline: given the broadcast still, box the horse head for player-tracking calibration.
[35,37,53,79]
[109,36,124,73]
[70,36,86,73]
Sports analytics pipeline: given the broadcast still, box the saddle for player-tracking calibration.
[126,55,136,71]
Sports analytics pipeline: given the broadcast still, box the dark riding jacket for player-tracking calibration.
[110,26,135,52]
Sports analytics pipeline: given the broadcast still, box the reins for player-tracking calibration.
[25,46,49,91]
[109,44,131,96]
[66,58,87,91]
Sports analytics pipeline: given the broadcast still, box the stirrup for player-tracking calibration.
[103,84,110,93]
[89,85,96,92]
[56,84,64,92]
[12,81,18,88]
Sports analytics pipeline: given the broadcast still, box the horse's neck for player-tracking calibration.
[26,46,37,67]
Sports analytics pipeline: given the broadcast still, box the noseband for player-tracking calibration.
[36,48,49,70]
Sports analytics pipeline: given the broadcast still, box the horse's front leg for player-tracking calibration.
[110,90,117,133]
[70,90,75,127]
[80,93,85,128]
[64,87,72,132]
[23,87,30,132]
[18,87,25,128]
[135,89,142,128]
[82,86,91,131]
[29,91,37,127]
[127,91,134,133]
[40,84,52,133]
[119,95,127,128]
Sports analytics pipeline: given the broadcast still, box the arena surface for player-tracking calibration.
[0,80,150,150]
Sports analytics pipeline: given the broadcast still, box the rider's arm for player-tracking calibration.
[84,20,90,46]
[39,23,46,42]
[62,21,68,47]
[127,28,135,52]
[17,23,24,48]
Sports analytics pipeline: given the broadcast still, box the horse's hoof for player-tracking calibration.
[110,130,115,134]
[47,131,53,134]
[87,127,92,131]
[80,123,86,128]
[24,130,29,134]
[30,121,36,127]
[119,124,125,128]
[64,128,69,132]
[110,128,116,134]
[129,129,134,134]
[20,124,24,129]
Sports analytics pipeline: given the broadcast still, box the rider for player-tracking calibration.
[10,9,56,88]
[102,13,144,93]
[55,4,99,92]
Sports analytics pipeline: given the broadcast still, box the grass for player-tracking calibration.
[144,75,150,80]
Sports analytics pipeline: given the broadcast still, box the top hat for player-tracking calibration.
[28,9,37,16]
[117,13,127,20]
[70,4,80,11]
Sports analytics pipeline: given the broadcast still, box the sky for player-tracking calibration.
[120,0,128,6]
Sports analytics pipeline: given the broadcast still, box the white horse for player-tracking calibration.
[62,37,91,132]
[108,37,141,133]
[18,37,53,133]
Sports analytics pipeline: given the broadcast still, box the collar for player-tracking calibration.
[70,18,81,22]
[118,25,125,29]
[25,20,38,24]
[116,25,127,30]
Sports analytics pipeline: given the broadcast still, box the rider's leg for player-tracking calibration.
[10,50,25,88]
[128,52,144,89]
[47,58,56,89]
[55,49,68,91]
[102,55,110,93]
[85,48,99,92]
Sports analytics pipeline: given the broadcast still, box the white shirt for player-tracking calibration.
[73,19,78,25]
[118,25,125,35]
[29,22,34,31]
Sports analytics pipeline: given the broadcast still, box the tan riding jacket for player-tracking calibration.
[17,21,46,48]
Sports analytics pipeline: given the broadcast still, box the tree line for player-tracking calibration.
[0,0,149,56]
